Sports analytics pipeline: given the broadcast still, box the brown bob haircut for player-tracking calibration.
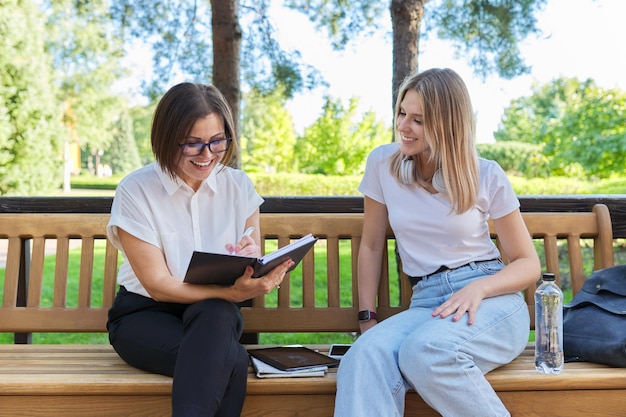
[151,82,239,179]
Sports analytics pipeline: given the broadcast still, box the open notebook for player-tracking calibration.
[183,234,317,285]
[250,357,328,378]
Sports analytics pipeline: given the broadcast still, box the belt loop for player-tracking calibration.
[468,261,477,269]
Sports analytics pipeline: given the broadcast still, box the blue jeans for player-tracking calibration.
[334,260,529,417]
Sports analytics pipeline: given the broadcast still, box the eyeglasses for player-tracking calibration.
[179,138,232,156]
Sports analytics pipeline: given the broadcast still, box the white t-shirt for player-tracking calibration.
[358,143,519,277]
[107,162,264,297]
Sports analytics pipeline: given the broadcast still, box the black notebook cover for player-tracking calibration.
[248,346,339,371]
[183,234,317,285]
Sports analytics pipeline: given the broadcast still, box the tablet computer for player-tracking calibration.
[247,346,339,372]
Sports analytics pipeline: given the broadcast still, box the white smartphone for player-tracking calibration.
[328,344,352,360]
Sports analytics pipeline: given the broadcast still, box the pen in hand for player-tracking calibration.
[230,227,255,254]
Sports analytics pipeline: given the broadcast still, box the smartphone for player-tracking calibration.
[328,344,352,360]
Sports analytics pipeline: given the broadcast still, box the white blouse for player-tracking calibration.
[107,162,264,297]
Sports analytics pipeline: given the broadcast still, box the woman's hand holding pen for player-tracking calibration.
[225,226,260,257]
[223,225,294,302]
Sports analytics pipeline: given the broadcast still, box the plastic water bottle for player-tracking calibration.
[534,272,564,374]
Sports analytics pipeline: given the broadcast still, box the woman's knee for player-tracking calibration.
[187,298,235,317]
[184,299,243,332]
[351,326,395,359]
[397,334,441,377]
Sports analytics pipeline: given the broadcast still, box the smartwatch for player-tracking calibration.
[358,310,378,322]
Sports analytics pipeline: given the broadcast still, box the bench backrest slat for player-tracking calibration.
[78,237,95,308]
[0,205,615,336]
[28,237,46,307]
[2,237,21,308]
[0,213,116,333]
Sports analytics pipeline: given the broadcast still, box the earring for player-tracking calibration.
[400,158,414,185]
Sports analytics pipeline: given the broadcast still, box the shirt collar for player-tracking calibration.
[153,162,221,195]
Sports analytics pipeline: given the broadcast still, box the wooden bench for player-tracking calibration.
[1,204,625,417]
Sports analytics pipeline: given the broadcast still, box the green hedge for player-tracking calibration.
[70,172,626,196]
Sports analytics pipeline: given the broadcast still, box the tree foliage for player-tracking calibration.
[477,141,549,178]
[239,1,324,99]
[240,87,297,173]
[429,0,546,79]
[0,0,580,197]
[0,0,137,194]
[106,111,142,175]
[495,77,626,178]
[285,0,387,49]
[111,0,323,102]
[128,103,156,165]
[109,0,548,178]
[0,0,65,195]
[112,1,546,124]
[286,0,547,110]
[295,97,390,175]
[111,0,214,101]
[44,0,126,153]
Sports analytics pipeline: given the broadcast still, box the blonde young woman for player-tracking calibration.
[334,68,540,417]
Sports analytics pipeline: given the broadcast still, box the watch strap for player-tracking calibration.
[358,310,378,322]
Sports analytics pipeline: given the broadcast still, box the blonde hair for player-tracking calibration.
[390,68,478,214]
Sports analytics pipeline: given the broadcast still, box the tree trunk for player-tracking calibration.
[389,0,424,112]
[211,0,242,136]
[390,0,424,279]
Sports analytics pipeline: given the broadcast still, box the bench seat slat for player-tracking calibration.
[1,344,625,397]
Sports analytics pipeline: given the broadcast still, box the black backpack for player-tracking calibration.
[563,264,626,367]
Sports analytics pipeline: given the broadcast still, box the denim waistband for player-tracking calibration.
[408,258,500,286]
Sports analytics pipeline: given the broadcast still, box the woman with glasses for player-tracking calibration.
[333,68,540,417]
[106,82,293,417]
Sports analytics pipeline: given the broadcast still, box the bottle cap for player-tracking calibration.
[542,273,556,281]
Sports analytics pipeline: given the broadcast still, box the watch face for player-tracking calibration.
[358,310,370,321]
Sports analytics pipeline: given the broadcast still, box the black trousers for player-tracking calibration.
[107,287,248,417]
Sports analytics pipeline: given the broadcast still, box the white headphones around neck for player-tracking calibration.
[432,169,446,193]
[400,157,415,185]
[400,157,446,193]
